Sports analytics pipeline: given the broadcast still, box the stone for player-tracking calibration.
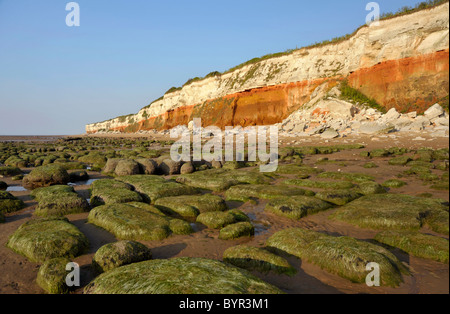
[180,162,195,174]
[358,122,395,134]
[424,104,445,120]
[320,128,339,139]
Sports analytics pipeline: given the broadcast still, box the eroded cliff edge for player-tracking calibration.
[86,3,449,134]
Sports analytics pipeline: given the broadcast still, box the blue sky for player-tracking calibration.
[0,0,423,135]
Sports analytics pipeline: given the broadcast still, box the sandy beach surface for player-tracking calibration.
[0,133,448,294]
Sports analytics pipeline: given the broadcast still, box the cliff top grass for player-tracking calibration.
[7,217,89,263]
[331,194,449,234]
[375,231,449,263]
[85,257,283,294]
[266,228,409,287]
[223,245,296,275]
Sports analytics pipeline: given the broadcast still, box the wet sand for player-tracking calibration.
[0,133,448,294]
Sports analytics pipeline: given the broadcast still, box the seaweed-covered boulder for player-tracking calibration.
[196,211,237,229]
[159,159,181,175]
[282,179,355,190]
[136,159,157,175]
[23,164,70,190]
[169,218,194,235]
[0,190,25,214]
[317,171,374,183]
[314,190,362,205]
[103,158,122,174]
[266,228,408,287]
[223,245,295,275]
[155,194,227,218]
[331,194,449,234]
[219,222,255,240]
[180,162,195,174]
[176,169,272,191]
[31,185,90,217]
[356,182,387,195]
[0,181,7,191]
[37,258,72,294]
[388,156,413,166]
[69,170,89,182]
[92,241,152,273]
[78,152,107,168]
[265,196,332,220]
[0,166,22,177]
[115,159,141,177]
[375,231,449,264]
[382,179,407,188]
[118,175,198,203]
[84,257,283,294]
[88,204,176,241]
[225,184,313,202]
[228,209,250,222]
[0,211,5,223]
[90,179,143,207]
[7,218,89,262]
[274,164,323,176]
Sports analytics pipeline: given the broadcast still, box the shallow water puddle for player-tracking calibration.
[6,186,28,192]
[68,178,99,186]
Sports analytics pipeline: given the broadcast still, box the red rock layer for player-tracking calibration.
[101,50,448,133]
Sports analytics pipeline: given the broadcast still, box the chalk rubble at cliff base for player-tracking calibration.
[277,101,449,138]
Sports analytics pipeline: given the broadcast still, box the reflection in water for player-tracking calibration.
[68,179,99,186]
[6,186,27,192]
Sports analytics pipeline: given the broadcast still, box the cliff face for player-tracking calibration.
[86,3,449,134]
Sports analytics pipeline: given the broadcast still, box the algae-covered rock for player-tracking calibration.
[228,209,250,222]
[223,245,296,275]
[176,169,272,192]
[282,179,355,190]
[0,211,5,223]
[180,162,195,174]
[331,194,449,234]
[375,231,449,263]
[92,241,152,273]
[382,179,407,188]
[314,190,361,205]
[114,159,141,176]
[37,257,72,294]
[90,179,143,207]
[196,211,236,229]
[356,182,387,195]
[136,159,157,175]
[119,175,198,203]
[69,170,89,182]
[0,190,25,214]
[0,166,22,177]
[0,181,7,191]
[31,185,90,217]
[266,228,408,287]
[159,159,181,175]
[219,222,255,240]
[317,171,375,183]
[275,164,323,176]
[84,257,283,294]
[225,184,313,202]
[23,164,70,190]
[388,156,413,166]
[103,158,122,174]
[264,196,332,220]
[7,218,89,262]
[155,194,227,218]
[88,204,172,241]
[169,218,194,235]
